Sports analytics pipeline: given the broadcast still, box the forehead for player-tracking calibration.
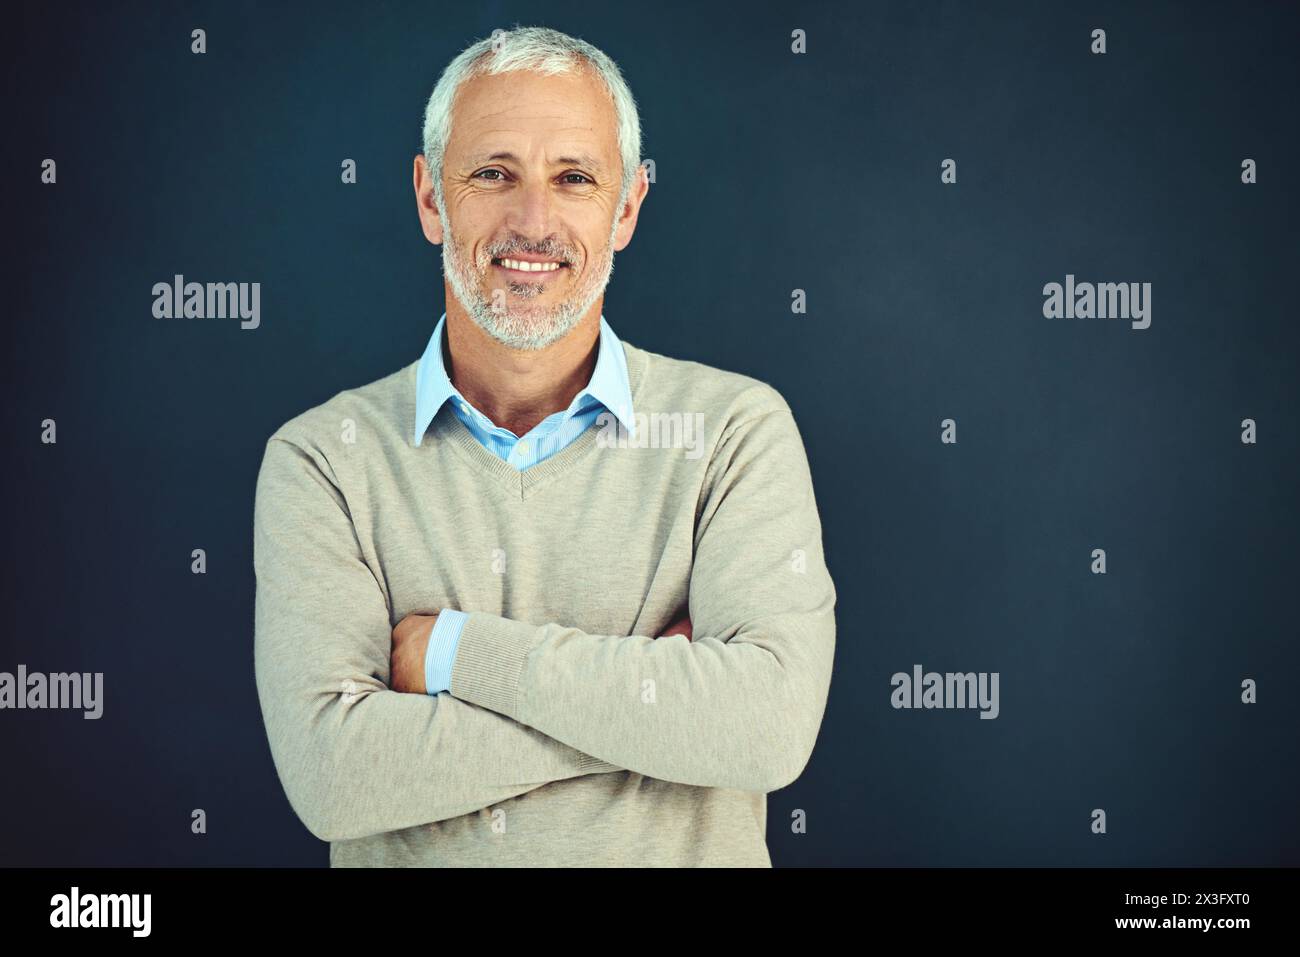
[447,67,619,163]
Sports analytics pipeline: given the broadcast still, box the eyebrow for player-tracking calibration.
[470,151,605,173]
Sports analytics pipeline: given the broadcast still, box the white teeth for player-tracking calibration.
[499,258,562,272]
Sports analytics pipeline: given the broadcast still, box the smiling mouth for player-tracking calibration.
[492,257,570,274]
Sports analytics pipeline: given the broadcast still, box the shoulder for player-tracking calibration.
[263,361,416,460]
[622,339,793,431]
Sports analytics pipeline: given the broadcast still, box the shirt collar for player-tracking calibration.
[413,312,636,447]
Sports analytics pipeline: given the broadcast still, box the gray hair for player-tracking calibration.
[421,26,643,212]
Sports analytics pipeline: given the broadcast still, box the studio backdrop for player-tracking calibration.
[3,0,1297,866]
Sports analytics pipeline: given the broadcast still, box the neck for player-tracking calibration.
[443,299,602,437]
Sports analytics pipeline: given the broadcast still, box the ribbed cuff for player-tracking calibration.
[447,612,544,720]
[575,752,620,774]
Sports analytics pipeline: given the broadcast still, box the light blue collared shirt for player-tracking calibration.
[413,312,637,696]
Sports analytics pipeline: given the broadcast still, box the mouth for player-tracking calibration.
[491,256,571,276]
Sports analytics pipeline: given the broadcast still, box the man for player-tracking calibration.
[253,26,836,867]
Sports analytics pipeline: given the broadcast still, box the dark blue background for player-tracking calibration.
[3,0,1297,866]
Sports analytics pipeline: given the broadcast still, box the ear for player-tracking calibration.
[612,163,650,253]
[413,154,444,245]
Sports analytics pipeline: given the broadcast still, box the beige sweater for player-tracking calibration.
[252,335,837,866]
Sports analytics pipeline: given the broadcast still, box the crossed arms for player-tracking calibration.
[252,398,836,843]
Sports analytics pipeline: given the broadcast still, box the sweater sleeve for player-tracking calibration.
[252,435,623,843]
[446,398,837,794]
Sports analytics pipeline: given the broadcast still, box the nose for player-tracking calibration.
[507,177,555,242]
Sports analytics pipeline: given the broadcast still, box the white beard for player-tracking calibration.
[438,192,623,351]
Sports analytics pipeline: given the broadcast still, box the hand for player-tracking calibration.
[660,613,692,641]
[390,613,438,694]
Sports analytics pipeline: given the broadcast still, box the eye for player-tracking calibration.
[561,172,593,185]
[473,168,506,181]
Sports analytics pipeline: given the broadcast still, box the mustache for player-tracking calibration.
[481,236,578,266]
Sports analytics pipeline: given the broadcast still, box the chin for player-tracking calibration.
[469,306,575,350]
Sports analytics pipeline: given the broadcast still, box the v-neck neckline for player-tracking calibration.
[415,339,647,501]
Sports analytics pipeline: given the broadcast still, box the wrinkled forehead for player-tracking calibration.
[447,67,619,168]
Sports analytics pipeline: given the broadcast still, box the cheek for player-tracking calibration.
[447,197,496,241]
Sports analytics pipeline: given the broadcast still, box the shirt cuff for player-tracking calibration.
[423,609,469,696]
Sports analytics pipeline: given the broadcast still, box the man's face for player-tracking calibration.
[430,67,635,350]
